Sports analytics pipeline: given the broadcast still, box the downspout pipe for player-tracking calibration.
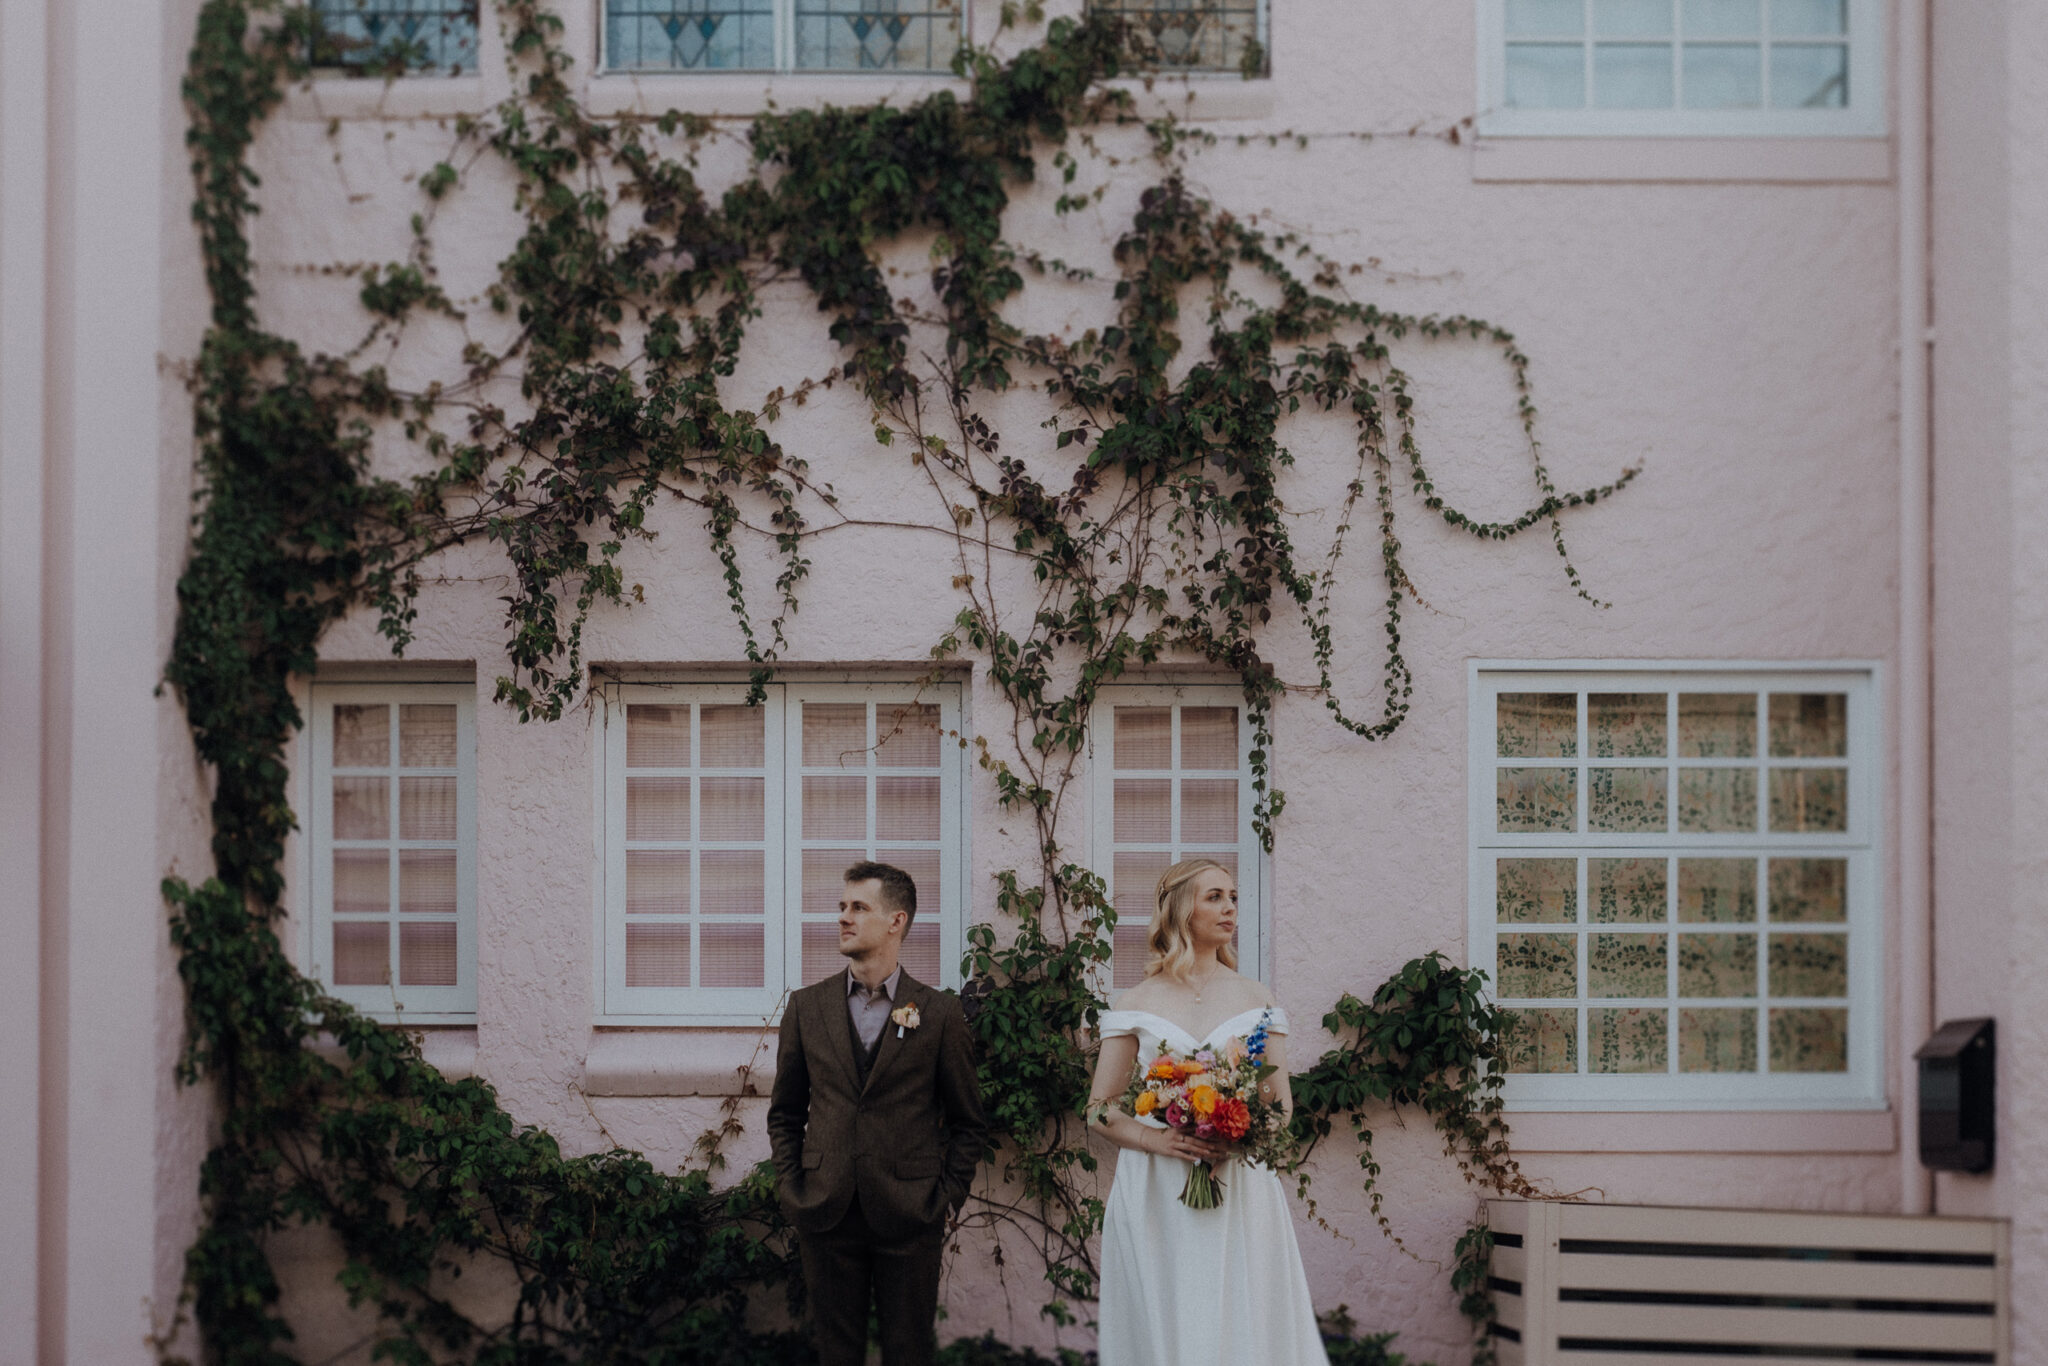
[1896,0,1932,1218]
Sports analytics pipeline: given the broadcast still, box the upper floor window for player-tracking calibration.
[604,0,964,73]
[309,684,478,1021]
[1087,0,1267,76]
[1477,0,1885,137]
[1092,687,1265,990]
[1470,666,1881,1109]
[600,683,964,1022]
[310,0,481,74]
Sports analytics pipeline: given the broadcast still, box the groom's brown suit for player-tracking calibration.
[768,969,987,1366]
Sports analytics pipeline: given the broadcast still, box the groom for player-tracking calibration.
[768,861,988,1366]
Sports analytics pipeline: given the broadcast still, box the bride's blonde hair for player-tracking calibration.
[1145,857,1239,982]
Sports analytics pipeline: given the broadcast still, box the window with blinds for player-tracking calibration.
[309,684,477,1021]
[1092,688,1264,990]
[601,683,963,1021]
[1469,666,1882,1109]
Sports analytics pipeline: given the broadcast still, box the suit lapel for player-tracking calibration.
[860,973,928,1096]
[815,974,864,1094]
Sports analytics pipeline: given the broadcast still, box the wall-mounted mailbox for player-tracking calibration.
[1915,1017,1994,1173]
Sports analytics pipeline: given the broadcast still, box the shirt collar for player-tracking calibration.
[846,964,902,1000]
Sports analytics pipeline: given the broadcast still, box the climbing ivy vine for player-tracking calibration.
[162,1,1626,1361]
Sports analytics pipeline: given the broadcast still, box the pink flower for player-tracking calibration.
[1194,1122,1218,1141]
[1163,1099,1191,1129]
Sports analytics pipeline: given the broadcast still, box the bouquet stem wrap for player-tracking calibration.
[1180,1158,1225,1210]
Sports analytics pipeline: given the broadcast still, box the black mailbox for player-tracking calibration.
[1915,1018,1994,1173]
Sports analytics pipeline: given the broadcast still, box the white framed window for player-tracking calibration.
[1469,665,1881,1109]
[602,0,965,73]
[1476,0,1885,137]
[309,0,481,74]
[600,682,965,1022]
[1092,686,1265,990]
[309,684,478,1021]
[1086,0,1267,75]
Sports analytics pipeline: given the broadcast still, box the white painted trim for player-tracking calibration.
[309,683,479,1022]
[1090,683,1267,989]
[1468,663,1884,1113]
[1475,0,1887,138]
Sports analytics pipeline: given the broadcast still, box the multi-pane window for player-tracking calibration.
[601,683,963,1021]
[1470,668,1879,1108]
[1086,0,1266,74]
[604,0,963,73]
[309,685,477,1021]
[1477,0,1884,137]
[1093,688,1264,990]
[309,0,480,73]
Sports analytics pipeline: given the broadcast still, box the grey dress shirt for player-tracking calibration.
[845,964,902,1052]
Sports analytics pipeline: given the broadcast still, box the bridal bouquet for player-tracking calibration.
[1112,1010,1289,1210]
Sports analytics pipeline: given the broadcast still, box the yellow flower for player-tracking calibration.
[1134,1091,1158,1116]
[1188,1084,1219,1118]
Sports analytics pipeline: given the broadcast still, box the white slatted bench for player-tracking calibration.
[1486,1199,2009,1366]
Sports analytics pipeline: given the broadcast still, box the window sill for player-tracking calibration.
[312,1026,478,1079]
[581,1027,777,1097]
[280,72,492,122]
[584,72,971,119]
[1470,135,1890,184]
[1103,74,1274,123]
[1505,1107,1894,1154]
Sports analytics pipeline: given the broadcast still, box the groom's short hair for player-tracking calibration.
[844,860,917,928]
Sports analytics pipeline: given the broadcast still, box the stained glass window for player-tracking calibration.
[603,684,963,1020]
[605,0,963,73]
[1474,669,1876,1107]
[1086,0,1266,74]
[310,0,480,74]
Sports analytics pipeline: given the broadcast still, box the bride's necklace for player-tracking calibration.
[1190,963,1222,1003]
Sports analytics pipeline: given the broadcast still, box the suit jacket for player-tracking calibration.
[767,968,988,1242]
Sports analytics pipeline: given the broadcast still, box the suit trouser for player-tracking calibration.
[797,1194,946,1366]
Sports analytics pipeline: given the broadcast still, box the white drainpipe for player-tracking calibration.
[1895,0,1932,1217]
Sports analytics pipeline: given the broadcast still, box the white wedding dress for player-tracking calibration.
[1095,1007,1331,1366]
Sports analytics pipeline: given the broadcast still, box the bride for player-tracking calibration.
[1087,858,1330,1366]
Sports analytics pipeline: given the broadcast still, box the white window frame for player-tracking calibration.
[308,682,479,1023]
[598,0,971,75]
[1475,0,1886,138]
[598,681,966,1024]
[1090,684,1268,988]
[1468,662,1883,1110]
[1084,0,1271,78]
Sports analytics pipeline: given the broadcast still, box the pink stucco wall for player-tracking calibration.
[1931,2,2048,1359]
[50,0,2048,1362]
[239,3,1914,1360]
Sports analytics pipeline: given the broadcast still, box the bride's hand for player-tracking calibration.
[1154,1130,1231,1163]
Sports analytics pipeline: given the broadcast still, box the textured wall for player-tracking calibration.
[240,1,1910,1360]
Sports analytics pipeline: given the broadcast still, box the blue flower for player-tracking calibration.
[1246,1007,1272,1064]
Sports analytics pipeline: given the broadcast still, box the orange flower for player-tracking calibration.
[1212,1096,1250,1141]
[1147,1057,1179,1081]
[1187,1084,1219,1118]
[1134,1091,1159,1116]
[1176,1059,1208,1079]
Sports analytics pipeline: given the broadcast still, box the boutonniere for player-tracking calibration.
[890,1003,921,1039]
